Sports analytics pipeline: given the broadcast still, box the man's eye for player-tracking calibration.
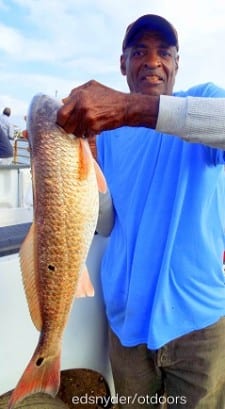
[159,50,172,58]
[132,50,144,57]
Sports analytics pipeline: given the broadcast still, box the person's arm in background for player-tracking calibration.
[8,122,14,140]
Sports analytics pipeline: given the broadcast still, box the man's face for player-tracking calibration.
[120,32,179,96]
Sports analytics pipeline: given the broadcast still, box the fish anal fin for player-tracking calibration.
[19,223,42,331]
[8,350,60,409]
[75,265,95,298]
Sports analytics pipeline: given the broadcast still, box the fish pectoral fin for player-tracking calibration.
[19,223,42,331]
[79,138,107,193]
[93,159,107,194]
[79,138,93,181]
[75,265,95,298]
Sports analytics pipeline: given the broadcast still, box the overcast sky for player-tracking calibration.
[0,0,225,129]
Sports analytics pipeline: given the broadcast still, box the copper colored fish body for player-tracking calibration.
[8,94,106,409]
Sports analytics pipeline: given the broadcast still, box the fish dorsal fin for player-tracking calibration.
[75,265,94,298]
[79,139,107,193]
[19,223,42,331]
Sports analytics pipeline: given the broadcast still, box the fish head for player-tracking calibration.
[27,94,66,152]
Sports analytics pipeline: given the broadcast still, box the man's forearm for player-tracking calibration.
[125,94,160,129]
[156,95,225,149]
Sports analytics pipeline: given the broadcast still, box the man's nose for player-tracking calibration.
[144,52,161,68]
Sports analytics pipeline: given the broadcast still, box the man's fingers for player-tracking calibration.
[57,100,77,130]
[57,104,88,137]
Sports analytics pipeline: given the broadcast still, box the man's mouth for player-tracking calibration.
[141,75,163,84]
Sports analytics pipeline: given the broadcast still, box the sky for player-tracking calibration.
[0,0,225,130]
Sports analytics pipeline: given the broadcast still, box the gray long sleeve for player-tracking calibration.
[96,189,114,237]
[156,95,225,149]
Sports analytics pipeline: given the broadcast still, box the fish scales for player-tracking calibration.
[8,94,105,409]
[30,97,98,343]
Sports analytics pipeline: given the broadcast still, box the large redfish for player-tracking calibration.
[8,94,106,409]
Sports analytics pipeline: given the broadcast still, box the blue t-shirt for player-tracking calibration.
[96,82,225,349]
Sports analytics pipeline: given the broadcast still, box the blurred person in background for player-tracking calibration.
[0,107,14,164]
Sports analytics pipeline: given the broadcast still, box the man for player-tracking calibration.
[57,15,225,409]
[0,107,14,164]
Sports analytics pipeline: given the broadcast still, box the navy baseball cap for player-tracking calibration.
[122,14,179,51]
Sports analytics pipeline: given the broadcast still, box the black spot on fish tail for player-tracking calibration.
[36,357,44,366]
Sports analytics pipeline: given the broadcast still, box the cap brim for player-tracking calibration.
[123,15,178,51]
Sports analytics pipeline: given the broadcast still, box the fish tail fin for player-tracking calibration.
[8,350,60,409]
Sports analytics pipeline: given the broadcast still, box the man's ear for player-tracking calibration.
[120,54,126,76]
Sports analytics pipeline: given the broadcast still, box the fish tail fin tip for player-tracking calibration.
[8,352,60,409]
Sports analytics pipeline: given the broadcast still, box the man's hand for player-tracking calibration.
[57,80,129,137]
